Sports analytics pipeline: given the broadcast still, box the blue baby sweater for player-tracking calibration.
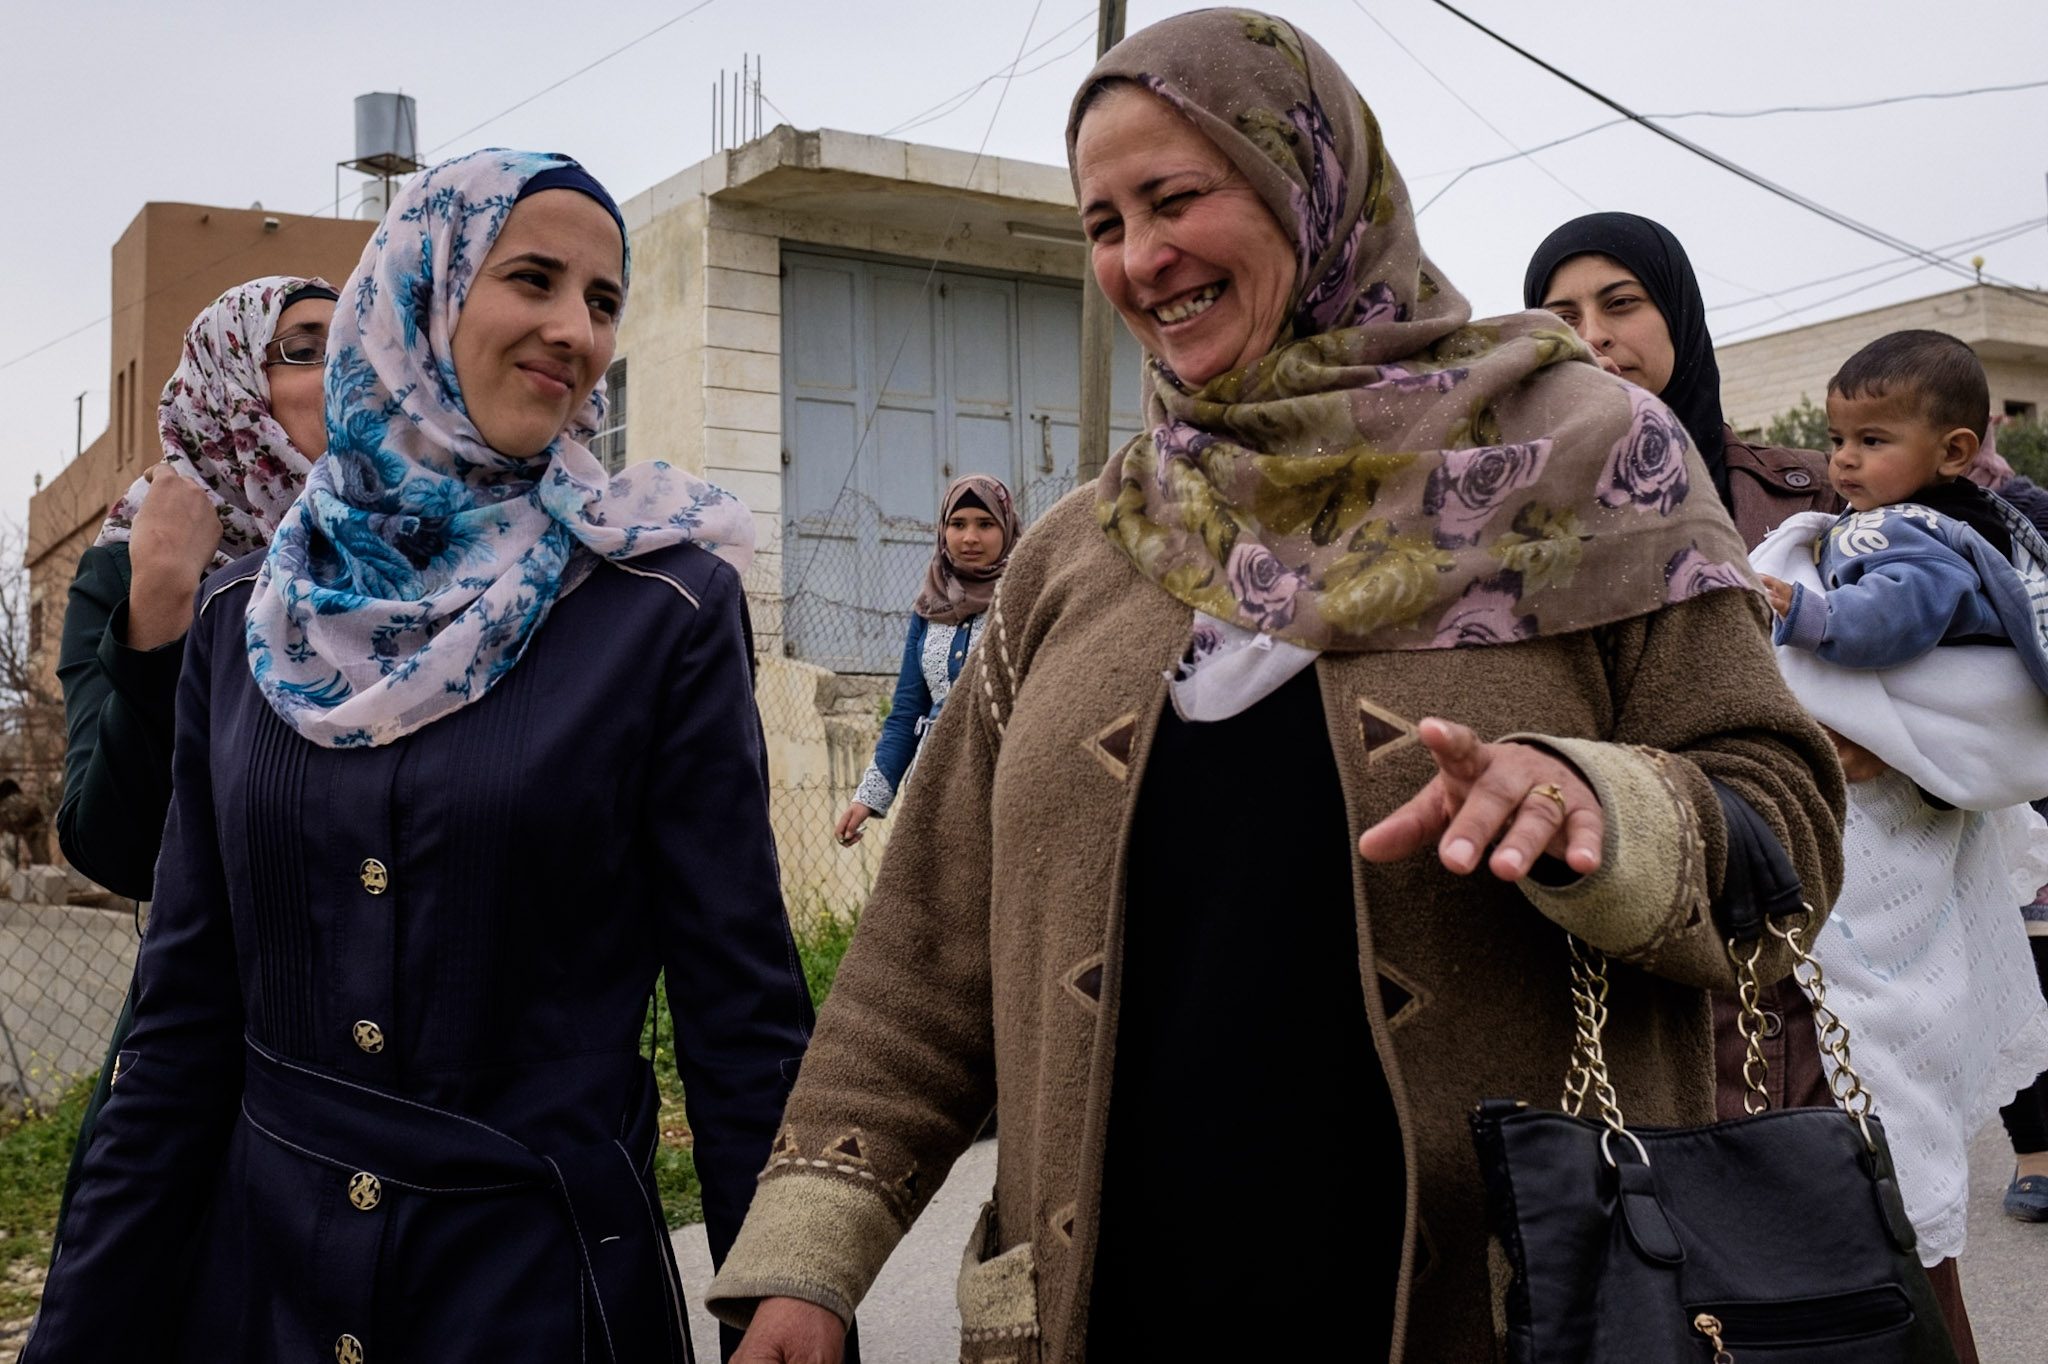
[1777,495,2048,698]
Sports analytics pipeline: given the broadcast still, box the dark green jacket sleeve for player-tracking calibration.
[56,544,187,900]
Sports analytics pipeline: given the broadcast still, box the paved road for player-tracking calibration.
[1959,1118,2044,1364]
[678,1127,2044,1362]
[673,1135,996,1362]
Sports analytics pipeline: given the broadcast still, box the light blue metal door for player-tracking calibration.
[782,249,1143,671]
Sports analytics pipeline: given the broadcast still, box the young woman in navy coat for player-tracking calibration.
[26,151,812,1363]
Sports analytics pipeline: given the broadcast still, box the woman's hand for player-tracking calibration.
[731,1297,846,1364]
[1757,573,1794,619]
[1358,718,1603,879]
[1821,725,1887,783]
[834,802,874,847]
[124,462,223,652]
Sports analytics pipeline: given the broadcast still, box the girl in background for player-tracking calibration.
[834,474,1018,847]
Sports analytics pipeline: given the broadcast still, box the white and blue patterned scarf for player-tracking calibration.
[245,149,755,748]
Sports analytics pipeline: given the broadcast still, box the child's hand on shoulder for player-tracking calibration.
[1758,573,1794,618]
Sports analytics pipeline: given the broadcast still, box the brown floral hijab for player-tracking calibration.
[1069,10,1753,653]
[915,474,1021,627]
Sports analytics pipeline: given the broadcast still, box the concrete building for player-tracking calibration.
[23,131,1137,912]
[612,127,1144,908]
[1716,284,2048,437]
[25,203,374,696]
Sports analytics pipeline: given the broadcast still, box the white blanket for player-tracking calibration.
[1818,775,2048,1263]
[1750,511,2048,811]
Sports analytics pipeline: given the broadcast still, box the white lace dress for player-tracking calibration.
[1815,771,2048,1263]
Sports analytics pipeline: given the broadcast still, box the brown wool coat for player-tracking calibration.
[709,490,1846,1363]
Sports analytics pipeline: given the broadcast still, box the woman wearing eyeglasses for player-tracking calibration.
[49,275,336,1252]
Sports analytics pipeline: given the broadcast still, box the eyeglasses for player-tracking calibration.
[263,332,326,367]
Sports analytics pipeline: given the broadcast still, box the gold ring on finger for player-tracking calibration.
[1528,782,1568,821]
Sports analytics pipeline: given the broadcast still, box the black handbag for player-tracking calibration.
[1470,910,1960,1363]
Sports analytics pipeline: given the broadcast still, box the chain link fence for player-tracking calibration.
[0,872,136,1123]
[753,469,1071,925]
[3,469,1067,1110]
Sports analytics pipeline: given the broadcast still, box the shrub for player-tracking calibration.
[1763,395,1830,453]
[1998,417,2048,485]
[640,905,860,1226]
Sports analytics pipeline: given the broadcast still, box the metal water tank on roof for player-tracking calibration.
[352,93,421,176]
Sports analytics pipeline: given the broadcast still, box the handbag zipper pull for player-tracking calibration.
[1692,1313,1733,1362]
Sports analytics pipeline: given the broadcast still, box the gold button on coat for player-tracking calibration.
[336,1334,364,1364]
[359,859,389,894]
[352,1021,385,1054]
[347,1171,382,1211]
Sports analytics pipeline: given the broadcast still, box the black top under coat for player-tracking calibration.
[1524,212,1730,506]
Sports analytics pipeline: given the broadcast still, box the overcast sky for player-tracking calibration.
[5,0,2045,525]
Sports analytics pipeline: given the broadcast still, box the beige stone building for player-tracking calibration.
[611,127,1144,909]
[1716,284,2048,437]
[24,131,1136,913]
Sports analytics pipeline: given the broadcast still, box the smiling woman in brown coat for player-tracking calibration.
[711,13,1843,1363]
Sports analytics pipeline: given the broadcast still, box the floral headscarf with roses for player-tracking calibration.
[1070,10,1752,664]
[244,150,756,749]
[96,276,336,567]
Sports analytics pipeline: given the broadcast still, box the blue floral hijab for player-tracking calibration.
[245,149,755,748]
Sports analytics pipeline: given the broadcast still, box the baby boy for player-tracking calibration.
[1759,328,2048,713]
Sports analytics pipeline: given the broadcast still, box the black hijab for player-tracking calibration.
[1524,212,1729,504]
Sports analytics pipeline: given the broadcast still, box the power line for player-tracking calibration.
[426,0,722,155]
[880,7,1093,138]
[1349,0,1596,214]
[887,29,1097,139]
[1715,219,2048,342]
[1424,0,2048,309]
[1707,217,2045,316]
[0,0,727,378]
[1409,77,2048,188]
[1670,76,2048,122]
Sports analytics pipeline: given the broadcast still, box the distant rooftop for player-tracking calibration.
[619,126,1084,251]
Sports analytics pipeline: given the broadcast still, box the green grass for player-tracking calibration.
[643,906,860,1226]
[0,910,864,1277]
[0,1077,94,1325]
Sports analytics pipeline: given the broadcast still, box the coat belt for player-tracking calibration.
[240,1034,687,1364]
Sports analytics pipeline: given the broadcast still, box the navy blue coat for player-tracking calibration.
[27,542,814,1363]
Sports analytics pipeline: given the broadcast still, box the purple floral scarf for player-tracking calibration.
[1069,10,1752,657]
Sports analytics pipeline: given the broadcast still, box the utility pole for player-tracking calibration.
[1075,0,1128,487]
[75,391,86,461]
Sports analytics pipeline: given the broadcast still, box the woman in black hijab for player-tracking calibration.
[1526,212,1839,548]
[1528,211,1844,1127]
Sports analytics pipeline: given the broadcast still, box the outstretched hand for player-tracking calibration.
[1358,718,1603,880]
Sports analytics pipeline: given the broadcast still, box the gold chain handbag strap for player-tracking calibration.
[1730,936,1771,1116]
[1566,901,1880,1164]
[1560,935,1649,1166]
[1720,902,1879,1148]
